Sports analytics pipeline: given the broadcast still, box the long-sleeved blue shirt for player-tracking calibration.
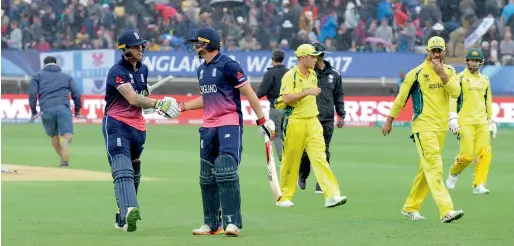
[28,64,81,115]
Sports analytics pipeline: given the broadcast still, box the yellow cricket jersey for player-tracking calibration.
[390,59,461,133]
[275,65,319,119]
[449,69,492,126]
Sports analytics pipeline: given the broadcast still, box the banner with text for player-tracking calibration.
[2,95,514,126]
[115,51,427,78]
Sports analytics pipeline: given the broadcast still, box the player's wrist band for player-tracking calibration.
[179,102,186,112]
[256,117,266,126]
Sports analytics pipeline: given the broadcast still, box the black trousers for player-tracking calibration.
[299,120,334,180]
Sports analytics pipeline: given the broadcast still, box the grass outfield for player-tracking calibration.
[2,124,514,245]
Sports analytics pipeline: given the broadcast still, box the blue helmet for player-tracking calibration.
[188,27,221,51]
[117,29,148,59]
[118,29,147,49]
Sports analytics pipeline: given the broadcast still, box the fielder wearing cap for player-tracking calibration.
[273,43,348,209]
[447,47,496,195]
[297,42,347,194]
[381,35,465,223]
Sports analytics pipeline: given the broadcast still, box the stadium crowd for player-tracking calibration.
[1,0,514,64]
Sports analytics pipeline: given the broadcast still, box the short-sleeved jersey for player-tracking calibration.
[389,59,461,133]
[198,53,248,127]
[449,69,492,126]
[279,66,319,119]
[104,59,148,131]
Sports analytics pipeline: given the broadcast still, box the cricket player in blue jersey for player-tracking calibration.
[103,29,181,232]
[180,27,275,237]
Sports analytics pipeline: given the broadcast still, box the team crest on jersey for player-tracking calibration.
[115,76,124,84]
[212,68,217,77]
[328,74,334,83]
[141,74,145,84]
[129,74,135,83]
[199,69,204,80]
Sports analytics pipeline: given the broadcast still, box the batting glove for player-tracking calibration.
[449,112,460,136]
[257,117,275,140]
[489,119,497,138]
[155,97,181,119]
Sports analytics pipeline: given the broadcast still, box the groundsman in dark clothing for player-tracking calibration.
[298,43,346,193]
[257,49,289,162]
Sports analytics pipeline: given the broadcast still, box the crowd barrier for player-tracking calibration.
[2,95,514,126]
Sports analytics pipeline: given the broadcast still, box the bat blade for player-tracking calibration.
[264,135,282,202]
[148,75,174,93]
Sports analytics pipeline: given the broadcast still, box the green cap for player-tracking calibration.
[465,48,484,60]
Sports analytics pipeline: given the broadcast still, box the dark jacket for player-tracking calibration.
[28,64,81,115]
[257,64,288,108]
[315,60,346,122]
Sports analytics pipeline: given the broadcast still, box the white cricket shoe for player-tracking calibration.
[224,224,240,237]
[446,173,458,190]
[192,224,224,235]
[473,184,490,194]
[276,200,294,208]
[441,210,464,223]
[325,196,347,208]
[402,210,425,220]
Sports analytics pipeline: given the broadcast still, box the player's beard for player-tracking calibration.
[467,61,482,73]
[197,49,206,59]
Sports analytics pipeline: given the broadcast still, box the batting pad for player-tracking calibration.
[215,155,242,229]
[112,155,139,222]
[132,159,141,194]
[200,159,221,230]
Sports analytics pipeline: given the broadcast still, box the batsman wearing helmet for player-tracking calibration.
[274,44,347,209]
[446,48,497,194]
[381,36,465,223]
[181,27,275,237]
[297,42,346,193]
[103,29,181,232]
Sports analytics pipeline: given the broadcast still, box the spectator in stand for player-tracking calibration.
[375,18,393,44]
[7,19,22,49]
[0,0,510,62]
[500,31,514,65]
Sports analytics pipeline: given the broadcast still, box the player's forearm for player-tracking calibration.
[131,94,158,109]
[182,97,203,111]
[449,97,458,114]
[246,90,265,119]
[444,80,461,99]
[239,83,265,118]
[282,91,307,105]
[486,91,493,120]
[440,73,449,84]
[389,95,408,118]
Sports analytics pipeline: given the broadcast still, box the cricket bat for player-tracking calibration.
[264,135,282,202]
[148,75,174,94]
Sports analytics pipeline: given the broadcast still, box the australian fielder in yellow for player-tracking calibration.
[381,36,464,223]
[274,44,347,208]
[447,48,497,194]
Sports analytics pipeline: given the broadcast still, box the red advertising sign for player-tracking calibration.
[2,94,514,125]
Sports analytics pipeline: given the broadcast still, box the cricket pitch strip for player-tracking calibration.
[1,164,164,182]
